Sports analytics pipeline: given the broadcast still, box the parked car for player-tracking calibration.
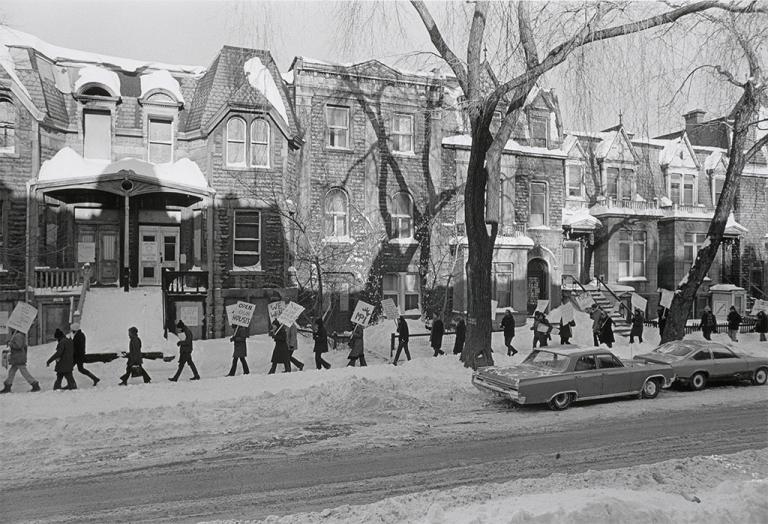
[633,340,768,390]
[472,346,675,410]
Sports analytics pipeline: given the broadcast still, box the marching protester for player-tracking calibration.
[286,320,304,371]
[1,328,40,393]
[119,326,151,385]
[312,318,331,370]
[657,306,668,338]
[268,320,291,374]
[629,308,645,344]
[453,315,466,357]
[599,314,615,349]
[590,306,605,346]
[347,324,367,367]
[756,310,768,342]
[559,316,575,345]
[46,328,77,390]
[700,306,718,340]
[393,315,411,365]
[227,325,250,376]
[531,311,552,348]
[169,320,200,381]
[71,322,99,386]
[727,305,742,342]
[501,309,517,356]
[429,313,445,356]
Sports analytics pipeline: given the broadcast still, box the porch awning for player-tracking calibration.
[562,207,601,231]
[36,147,215,197]
[724,213,747,237]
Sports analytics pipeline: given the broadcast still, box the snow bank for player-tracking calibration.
[140,69,184,102]
[73,65,120,96]
[244,56,289,126]
[442,135,567,158]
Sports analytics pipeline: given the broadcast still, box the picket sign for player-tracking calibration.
[574,294,595,311]
[267,301,286,323]
[381,298,400,320]
[7,302,38,334]
[751,299,768,315]
[225,304,237,326]
[630,293,648,313]
[351,300,374,327]
[659,288,675,309]
[228,301,255,328]
[277,301,304,327]
[561,302,575,324]
[535,300,549,314]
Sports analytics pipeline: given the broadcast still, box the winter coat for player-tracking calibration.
[270,326,290,364]
[287,324,298,352]
[727,310,742,330]
[127,334,143,366]
[430,319,445,349]
[397,318,409,342]
[230,328,248,358]
[47,337,75,373]
[177,325,194,354]
[599,316,615,345]
[756,311,768,334]
[501,314,515,344]
[347,328,365,359]
[453,319,466,355]
[532,317,552,338]
[7,331,27,366]
[72,330,87,364]
[700,311,718,333]
[630,312,644,337]
[559,319,574,340]
[591,309,605,333]
[313,325,329,353]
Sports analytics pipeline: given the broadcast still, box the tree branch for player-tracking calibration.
[466,1,489,102]
[745,132,768,161]
[517,2,540,70]
[410,0,468,93]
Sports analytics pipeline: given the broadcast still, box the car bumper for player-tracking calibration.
[471,376,525,403]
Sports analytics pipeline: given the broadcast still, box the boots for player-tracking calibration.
[1,383,11,394]
[30,382,40,392]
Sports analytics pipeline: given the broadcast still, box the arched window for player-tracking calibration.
[250,119,270,167]
[0,100,17,153]
[226,117,246,166]
[391,192,413,238]
[324,188,349,238]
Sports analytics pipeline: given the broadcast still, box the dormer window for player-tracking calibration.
[668,173,697,206]
[83,110,111,160]
[605,167,634,200]
[226,117,246,167]
[566,163,584,198]
[148,117,173,163]
[0,99,16,154]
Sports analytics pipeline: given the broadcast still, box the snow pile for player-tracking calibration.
[704,150,723,171]
[140,69,184,102]
[244,56,289,126]
[73,65,120,96]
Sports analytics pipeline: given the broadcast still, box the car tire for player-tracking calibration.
[752,367,768,386]
[690,372,707,391]
[641,378,660,399]
[548,393,573,411]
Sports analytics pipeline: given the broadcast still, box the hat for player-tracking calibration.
[176,320,184,328]
[53,328,65,339]
[71,322,80,331]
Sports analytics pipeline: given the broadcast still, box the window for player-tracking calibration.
[563,241,580,277]
[324,188,348,238]
[668,173,697,205]
[712,347,737,359]
[529,182,547,227]
[618,230,646,279]
[383,273,420,312]
[83,111,111,160]
[226,117,246,166]
[391,113,414,153]
[0,100,16,153]
[566,164,583,198]
[233,210,260,269]
[692,350,711,361]
[193,209,203,264]
[574,355,597,371]
[528,114,548,148]
[493,262,514,308]
[148,118,173,163]
[596,354,623,369]
[605,167,634,200]
[326,106,349,148]
[0,197,6,269]
[250,119,270,167]
[391,192,413,238]
[684,232,708,267]
[713,177,725,205]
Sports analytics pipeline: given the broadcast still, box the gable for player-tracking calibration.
[603,131,637,163]
[345,60,399,79]
[660,135,699,170]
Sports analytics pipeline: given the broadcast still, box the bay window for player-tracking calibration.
[618,230,646,279]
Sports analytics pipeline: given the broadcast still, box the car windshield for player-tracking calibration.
[522,350,571,372]
[654,343,695,357]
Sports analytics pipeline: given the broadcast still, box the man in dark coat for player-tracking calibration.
[756,310,768,342]
[227,325,250,376]
[629,308,644,344]
[346,324,367,366]
[169,320,200,381]
[590,307,605,346]
[268,320,291,373]
[429,313,445,356]
[393,316,411,365]
[71,322,99,386]
[453,316,466,357]
[599,315,615,348]
[727,306,742,342]
[313,318,331,370]
[46,328,77,390]
[657,306,668,338]
[501,310,517,356]
[559,318,575,345]
[700,306,717,340]
[1,328,40,393]
[120,326,151,385]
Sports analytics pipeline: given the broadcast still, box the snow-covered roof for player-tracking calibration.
[659,135,699,169]
[37,147,212,194]
[244,56,289,126]
[140,70,184,103]
[703,150,724,171]
[725,213,748,236]
[442,135,567,159]
[562,207,601,230]
[450,234,534,248]
[593,131,617,158]
[709,283,745,292]
[73,65,121,97]
[280,70,294,85]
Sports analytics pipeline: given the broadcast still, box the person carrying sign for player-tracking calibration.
[46,328,77,390]
[629,308,645,344]
[282,296,304,371]
[312,318,331,370]
[1,328,40,393]
[531,311,552,348]
[393,315,411,365]
[227,325,250,376]
[119,327,151,385]
[169,320,200,382]
[700,306,718,340]
[268,320,291,374]
[347,324,367,367]
[71,323,100,386]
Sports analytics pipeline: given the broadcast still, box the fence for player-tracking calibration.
[644,319,757,335]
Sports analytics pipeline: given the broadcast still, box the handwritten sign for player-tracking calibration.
[180,306,199,327]
[751,299,768,315]
[351,300,374,327]
[7,302,38,334]
[277,301,304,327]
[77,242,96,263]
[490,299,498,320]
[225,304,237,326]
[631,293,648,313]
[574,294,595,311]
[230,301,256,328]
[381,298,399,320]
[267,301,285,323]
[561,302,575,324]
[659,289,674,309]
[535,300,550,314]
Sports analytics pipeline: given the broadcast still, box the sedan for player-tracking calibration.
[634,340,768,390]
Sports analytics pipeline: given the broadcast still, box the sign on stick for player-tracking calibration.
[7,302,38,334]
[561,302,575,324]
[659,289,674,309]
[229,301,256,328]
[574,294,595,311]
[351,300,374,327]
[630,293,648,313]
[751,299,768,315]
[267,301,286,323]
[535,300,549,314]
[0,311,8,334]
[277,301,304,327]
[381,298,399,320]
[180,306,199,327]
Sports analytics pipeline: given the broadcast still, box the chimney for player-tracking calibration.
[683,109,706,130]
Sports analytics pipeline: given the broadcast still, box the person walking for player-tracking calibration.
[629,308,645,344]
[46,328,77,390]
[599,314,615,349]
[268,320,291,374]
[1,328,40,393]
[71,322,99,386]
[393,316,411,365]
[169,320,200,381]
[227,325,250,376]
[657,306,668,338]
[559,317,575,345]
[756,310,768,342]
[347,324,367,367]
[531,311,552,348]
[312,318,331,370]
[700,306,718,340]
[286,321,304,371]
[501,310,517,356]
[590,307,605,347]
[453,316,466,357]
[429,313,445,356]
[119,326,151,385]
[727,306,742,342]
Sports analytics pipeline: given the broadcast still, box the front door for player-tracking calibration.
[97,227,119,284]
[139,226,179,285]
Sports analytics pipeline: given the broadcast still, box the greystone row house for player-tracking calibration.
[0,28,765,343]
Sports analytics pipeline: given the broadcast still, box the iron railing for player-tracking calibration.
[34,267,82,290]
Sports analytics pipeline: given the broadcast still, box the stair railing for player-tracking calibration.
[596,276,631,319]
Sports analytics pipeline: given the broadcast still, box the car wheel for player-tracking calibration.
[690,372,707,391]
[641,378,660,399]
[549,393,573,411]
[752,367,768,386]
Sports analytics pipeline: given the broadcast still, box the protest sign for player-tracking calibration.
[0,310,8,334]
[7,302,38,334]
[225,304,237,326]
[535,300,549,313]
[381,298,400,320]
[659,289,674,309]
[180,306,199,327]
[267,301,285,323]
[630,293,648,313]
[351,300,374,327]
[561,302,575,324]
[230,301,256,328]
[574,294,595,311]
[751,299,768,315]
[277,301,304,327]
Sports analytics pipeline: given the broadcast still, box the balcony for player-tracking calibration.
[34,267,84,295]
[161,269,208,295]
[589,197,665,217]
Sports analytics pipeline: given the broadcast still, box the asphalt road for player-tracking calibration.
[6,401,768,523]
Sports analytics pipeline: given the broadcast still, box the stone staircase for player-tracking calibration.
[587,290,633,337]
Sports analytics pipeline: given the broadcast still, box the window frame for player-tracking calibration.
[226,117,247,168]
[82,109,112,160]
[390,191,414,239]
[618,230,647,280]
[391,113,414,154]
[325,105,350,149]
[529,181,548,227]
[683,232,708,267]
[232,209,261,271]
[324,188,349,239]
[147,116,174,164]
[250,118,270,168]
[667,171,699,206]
[492,262,514,308]
[0,99,17,154]
[565,162,584,199]
[712,175,725,206]
[604,165,635,201]
[382,272,421,312]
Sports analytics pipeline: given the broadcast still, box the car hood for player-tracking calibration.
[475,364,561,385]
